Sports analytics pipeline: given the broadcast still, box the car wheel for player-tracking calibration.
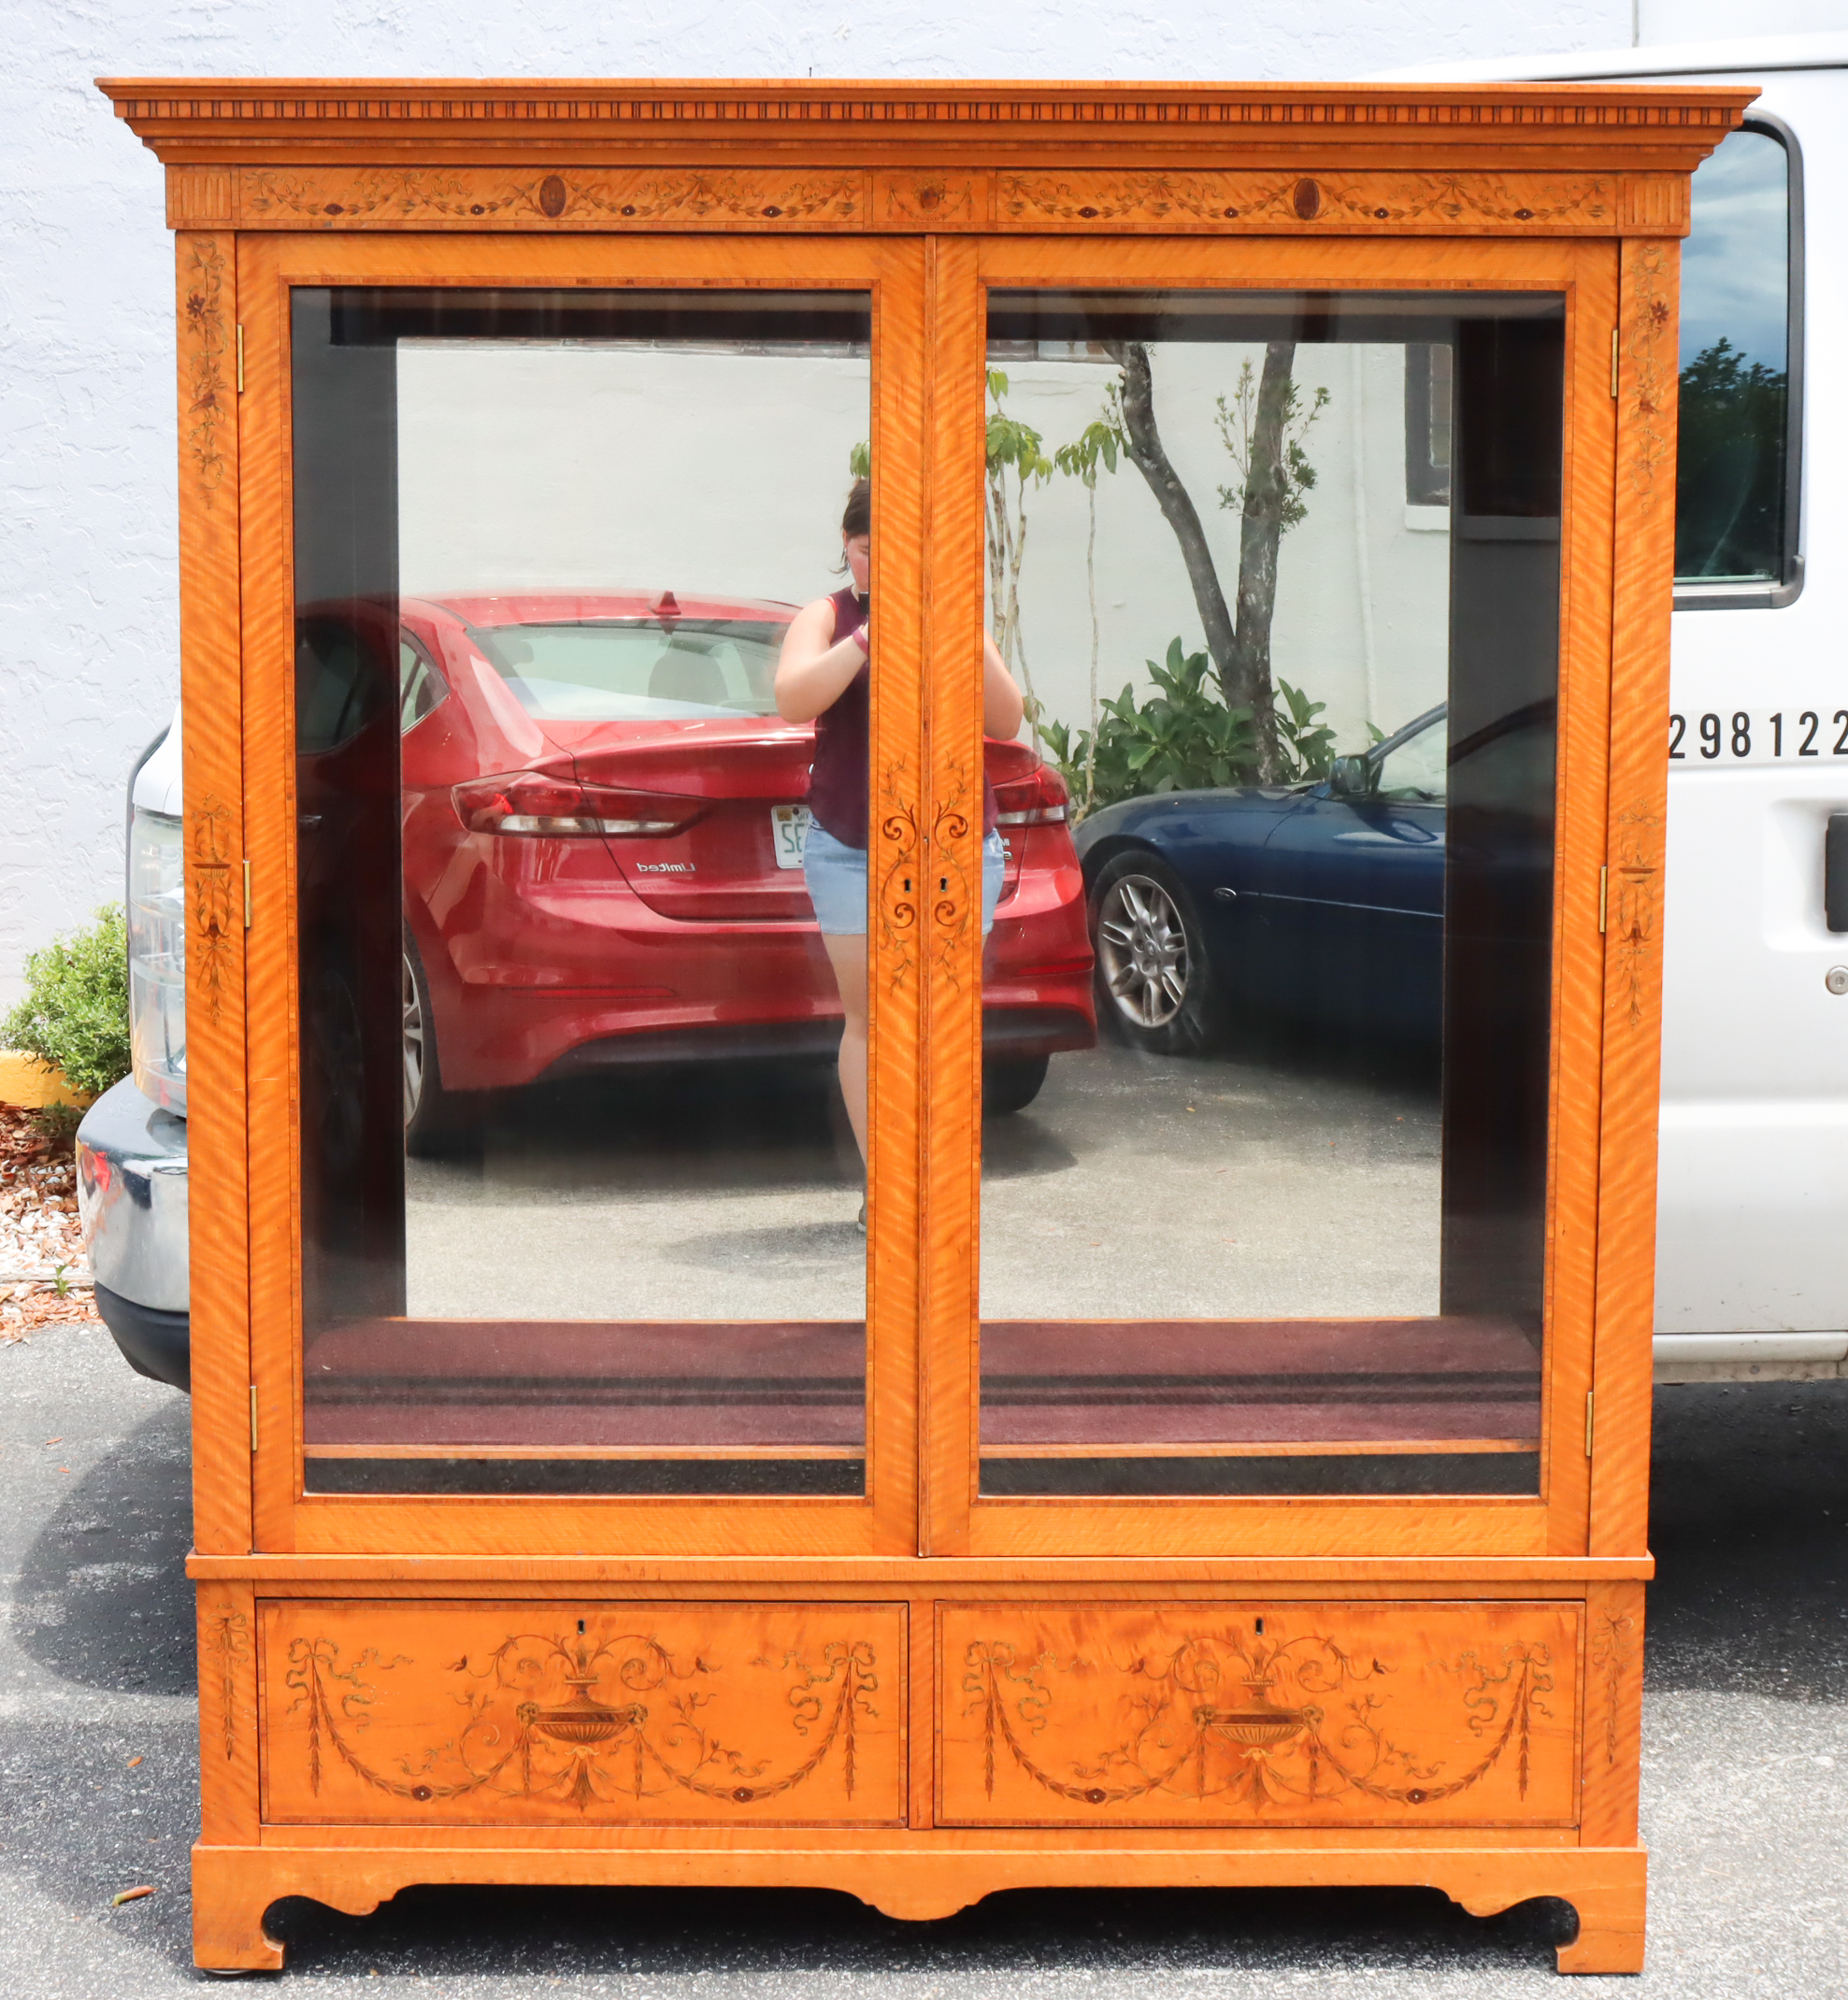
[982,1053,1050,1116]
[402,938,476,1158]
[1090,850,1219,1056]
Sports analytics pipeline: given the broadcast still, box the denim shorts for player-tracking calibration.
[805,821,1007,938]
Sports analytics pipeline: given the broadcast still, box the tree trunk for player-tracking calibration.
[1107,336,1298,782]
[1103,340,1239,704]
[1231,340,1297,780]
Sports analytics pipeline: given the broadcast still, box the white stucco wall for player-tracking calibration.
[2,0,1721,1004]
[397,336,1445,757]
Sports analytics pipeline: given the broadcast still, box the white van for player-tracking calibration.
[1377,32,1848,1384]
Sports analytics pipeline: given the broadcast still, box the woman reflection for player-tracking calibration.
[777,479,1024,1209]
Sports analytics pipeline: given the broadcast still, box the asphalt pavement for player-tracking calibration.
[403,1035,1442,1324]
[2,1315,1844,1995]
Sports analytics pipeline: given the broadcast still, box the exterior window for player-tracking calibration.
[1676,125,1794,586]
[1404,341,1453,506]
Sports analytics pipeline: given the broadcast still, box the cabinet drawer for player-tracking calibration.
[259,1601,905,1826]
[938,1600,1580,1828]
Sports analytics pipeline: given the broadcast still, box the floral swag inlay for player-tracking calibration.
[286,1629,880,1811]
[964,1630,1554,1809]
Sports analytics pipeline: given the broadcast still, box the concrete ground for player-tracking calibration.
[405,1035,1442,1323]
[3,1317,1844,1995]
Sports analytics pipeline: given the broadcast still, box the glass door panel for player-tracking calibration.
[291,285,879,1498]
[976,289,1562,1499]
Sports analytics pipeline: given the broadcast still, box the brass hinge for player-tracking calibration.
[236,324,245,395]
[1584,1389,1596,1458]
[1610,328,1619,400]
[250,1384,259,1454]
[242,859,252,929]
[1598,864,1609,935]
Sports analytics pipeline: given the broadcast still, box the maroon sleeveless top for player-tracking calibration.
[805,586,998,850]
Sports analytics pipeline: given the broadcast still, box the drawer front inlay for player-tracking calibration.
[260,1601,904,1825]
[938,1601,1580,1827]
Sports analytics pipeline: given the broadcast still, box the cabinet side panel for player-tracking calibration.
[1591,239,1680,1555]
[179,231,251,1555]
[196,1580,260,1841]
[1542,245,1619,1553]
[1578,1579,1645,1845]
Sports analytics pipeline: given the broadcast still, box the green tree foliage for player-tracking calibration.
[1675,336,1788,580]
[1,906,133,1100]
[1214,358,1330,531]
[1052,400,1125,811]
[985,371,1055,738]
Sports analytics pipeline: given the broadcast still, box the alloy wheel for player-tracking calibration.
[401,951,426,1123]
[1096,873,1191,1029]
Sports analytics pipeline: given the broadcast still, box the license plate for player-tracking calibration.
[770,804,811,869]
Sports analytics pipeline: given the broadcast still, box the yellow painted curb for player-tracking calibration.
[0,1052,92,1110]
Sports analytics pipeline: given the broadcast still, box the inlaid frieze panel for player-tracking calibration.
[159,161,1683,235]
[938,1602,1581,1827]
[259,1601,905,1825]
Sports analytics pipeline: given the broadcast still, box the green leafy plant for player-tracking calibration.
[30,1103,83,1151]
[1039,639,1259,812]
[1040,646,1351,816]
[1,906,132,1102]
[1274,678,1339,781]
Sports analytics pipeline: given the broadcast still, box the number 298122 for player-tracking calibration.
[1669,709,1848,764]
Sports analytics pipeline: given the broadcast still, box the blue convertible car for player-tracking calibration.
[1073,704,1450,1054]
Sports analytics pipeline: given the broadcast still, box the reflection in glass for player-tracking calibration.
[1677,126,1792,583]
[978,293,1562,1496]
[293,290,876,1495]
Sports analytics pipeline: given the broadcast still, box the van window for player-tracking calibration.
[1404,341,1454,506]
[1676,125,1793,586]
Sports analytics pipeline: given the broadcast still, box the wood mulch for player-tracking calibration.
[0,1100,97,1341]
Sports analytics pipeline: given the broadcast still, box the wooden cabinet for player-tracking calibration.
[102,72,1745,1975]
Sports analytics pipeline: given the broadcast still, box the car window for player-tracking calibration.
[1375,715,1447,804]
[399,633,450,735]
[473,619,787,721]
[1677,125,1793,585]
[296,616,390,754]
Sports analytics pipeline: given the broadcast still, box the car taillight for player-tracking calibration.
[993,762,1069,827]
[128,806,187,1113]
[452,773,703,837]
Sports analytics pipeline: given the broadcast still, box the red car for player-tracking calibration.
[391,590,1096,1150]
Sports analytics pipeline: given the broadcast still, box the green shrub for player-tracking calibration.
[1038,638,1340,817]
[1,906,133,1101]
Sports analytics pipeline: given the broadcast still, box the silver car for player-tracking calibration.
[76,711,190,1389]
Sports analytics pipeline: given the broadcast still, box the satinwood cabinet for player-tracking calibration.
[98,71,1749,1974]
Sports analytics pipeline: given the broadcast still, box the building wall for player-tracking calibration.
[0,0,1650,1000]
